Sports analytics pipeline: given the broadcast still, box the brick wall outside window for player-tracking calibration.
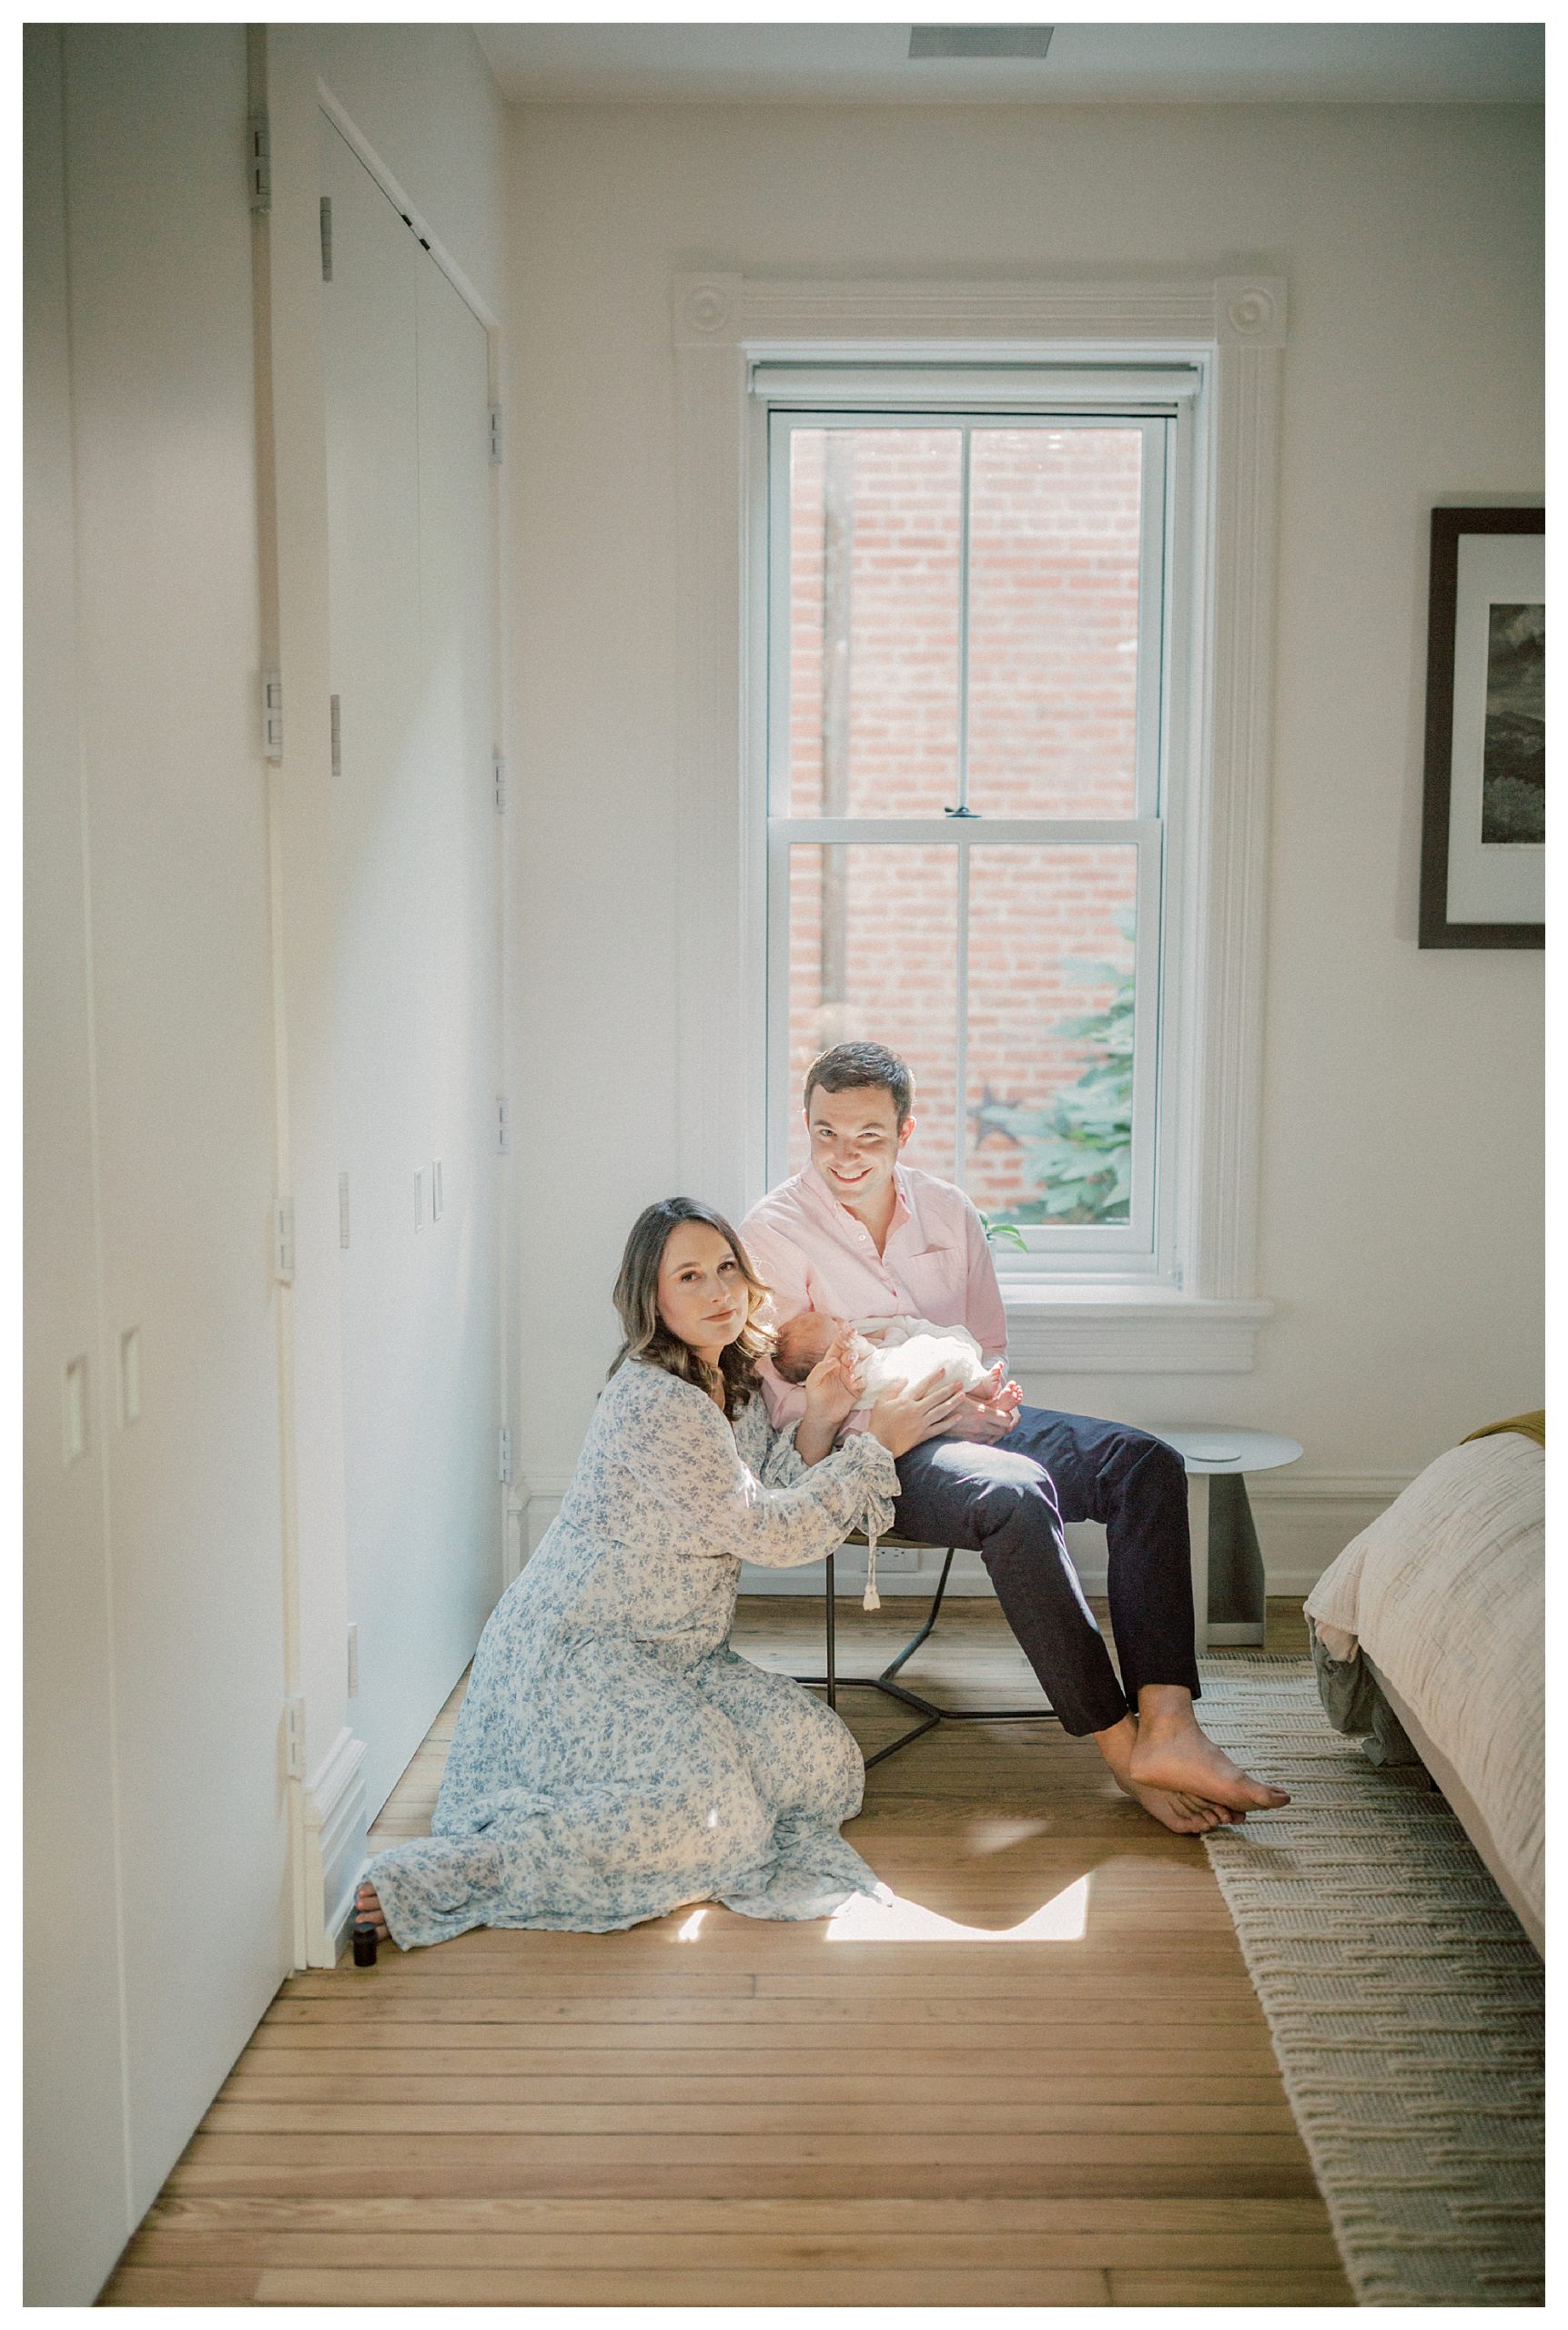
[781,426,1144,1218]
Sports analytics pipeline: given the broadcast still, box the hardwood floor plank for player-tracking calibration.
[126,2225,1345,2271]
[227,2062,1287,2097]
[162,2159,1327,2203]
[184,2129,1313,2165]
[143,2194,1332,2234]
[249,2264,1114,2305]
[203,2098,1300,2135]
[127,2218,1341,2274]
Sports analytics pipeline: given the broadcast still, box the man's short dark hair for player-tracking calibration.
[803,1041,915,1129]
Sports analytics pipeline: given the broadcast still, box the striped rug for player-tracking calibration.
[1196,1655,1543,2306]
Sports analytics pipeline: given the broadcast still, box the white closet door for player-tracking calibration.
[35,23,291,2259]
[322,116,502,1819]
[23,25,132,2304]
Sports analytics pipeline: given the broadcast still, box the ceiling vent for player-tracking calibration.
[908,25,1055,61]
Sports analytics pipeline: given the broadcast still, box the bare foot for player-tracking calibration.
[355,1879,389,1941]
[1115,1772,1240,1835]
[1129,1703,1290,1813]
[1093,1715,1241,1836]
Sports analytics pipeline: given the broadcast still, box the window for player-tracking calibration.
[763,380,1189,1279]
[675,273,1285,1367]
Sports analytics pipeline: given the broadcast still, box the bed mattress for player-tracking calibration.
[1305,1430,1543,1952]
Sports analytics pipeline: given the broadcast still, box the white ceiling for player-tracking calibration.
[473,22,1544,106]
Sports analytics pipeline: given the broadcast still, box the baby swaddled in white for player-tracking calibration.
[770,1309,989,1399]
[770,1310,992,1611]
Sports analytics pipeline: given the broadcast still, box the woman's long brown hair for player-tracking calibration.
[609,1198,774,1418]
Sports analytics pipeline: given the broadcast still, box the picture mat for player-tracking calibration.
[1447,533,1544,923]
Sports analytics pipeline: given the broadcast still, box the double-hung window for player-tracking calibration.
[761,368,1194,1281]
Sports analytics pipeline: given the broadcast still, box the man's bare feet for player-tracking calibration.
[355,1879,389,1941]
[1093,1714,1242,1837]
[1128,1688,1290,1813]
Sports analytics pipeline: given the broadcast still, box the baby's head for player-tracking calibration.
[771,1309,844,1385]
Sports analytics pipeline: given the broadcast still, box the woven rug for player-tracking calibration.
[1195,1655,1543,2307]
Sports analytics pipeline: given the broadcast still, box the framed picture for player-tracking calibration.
[1420,506,1544,948]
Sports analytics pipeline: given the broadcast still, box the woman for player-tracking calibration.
[354,1197,965,1948]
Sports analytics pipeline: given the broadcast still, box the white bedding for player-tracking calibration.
[1305,1432,1543,1947]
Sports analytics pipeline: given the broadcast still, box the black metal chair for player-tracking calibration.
[794,1530,1062,1768]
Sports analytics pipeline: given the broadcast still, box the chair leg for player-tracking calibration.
[876,1545,1061,1727]
[793,1542,1061,1768]
[877,1547,956,1682]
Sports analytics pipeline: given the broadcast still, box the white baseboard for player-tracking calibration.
[529,1474,1412,1604]
[301,1725,368,1969]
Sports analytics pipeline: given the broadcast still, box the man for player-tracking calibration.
[740,1040,1288,1835]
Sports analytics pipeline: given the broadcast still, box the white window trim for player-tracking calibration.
[672,273,1287,1373]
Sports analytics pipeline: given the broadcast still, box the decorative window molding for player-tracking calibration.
[673,272,1287,1372]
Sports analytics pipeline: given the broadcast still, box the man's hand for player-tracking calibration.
[935,1363,1023,1445]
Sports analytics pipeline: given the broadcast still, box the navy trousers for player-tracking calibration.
[890,1406,1199,1736]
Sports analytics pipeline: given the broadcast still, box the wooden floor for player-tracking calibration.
[103,1597,1351,2306]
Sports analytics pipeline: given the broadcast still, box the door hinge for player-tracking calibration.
[338,1172,350,1250]
[319,195,334,282]
[247,107,271,213]
[492,750,506,814]
[273,1196,296,1285]
[329,694,342,777]
[283,1695,307,1781]
[497,1096,510,1154]
[498,1426,512,1485]
[262,671,284,763]
[489,403,503,465]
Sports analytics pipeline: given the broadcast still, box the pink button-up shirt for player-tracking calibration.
[739,1164,1009,1432]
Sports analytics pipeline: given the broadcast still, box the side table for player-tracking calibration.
[1139,1426,1303,1653]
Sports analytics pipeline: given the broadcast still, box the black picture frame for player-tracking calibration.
[1419,505,1544,949]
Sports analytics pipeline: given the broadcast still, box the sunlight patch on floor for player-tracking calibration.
[675,1908,708,1941]
[961,1816,1054,1855]
[826,1873,1090,1942]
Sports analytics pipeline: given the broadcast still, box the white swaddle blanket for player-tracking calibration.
[847,1318,990,1610]
[851,1320,989,1400]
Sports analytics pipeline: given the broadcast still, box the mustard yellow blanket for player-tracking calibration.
[1463,1410,1544,1449]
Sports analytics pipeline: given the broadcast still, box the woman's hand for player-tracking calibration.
[799,1326,868,1438]
[868,1365,971,1459]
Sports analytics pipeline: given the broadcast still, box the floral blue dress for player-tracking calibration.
[367,1359,898,1947]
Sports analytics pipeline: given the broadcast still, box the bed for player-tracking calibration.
[1304,1415,1544,1955]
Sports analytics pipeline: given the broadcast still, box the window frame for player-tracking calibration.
[675,272,1286,1372]
[761,397,1185,1277]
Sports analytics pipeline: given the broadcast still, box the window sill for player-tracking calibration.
[1000,1282,1273,1374]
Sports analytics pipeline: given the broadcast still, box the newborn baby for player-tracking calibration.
[772,1309,990,1400]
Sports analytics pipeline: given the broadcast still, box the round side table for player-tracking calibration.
[1139,1426,1303,1654]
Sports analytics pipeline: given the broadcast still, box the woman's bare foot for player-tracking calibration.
[1129,1690,1290,1813]
[1093,1715,1242,1836]
[355,1879,389,1941]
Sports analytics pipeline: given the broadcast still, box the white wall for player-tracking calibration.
[505,102,1543,1581]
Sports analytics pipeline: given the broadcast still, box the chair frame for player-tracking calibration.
[794,1541,1062,1768]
